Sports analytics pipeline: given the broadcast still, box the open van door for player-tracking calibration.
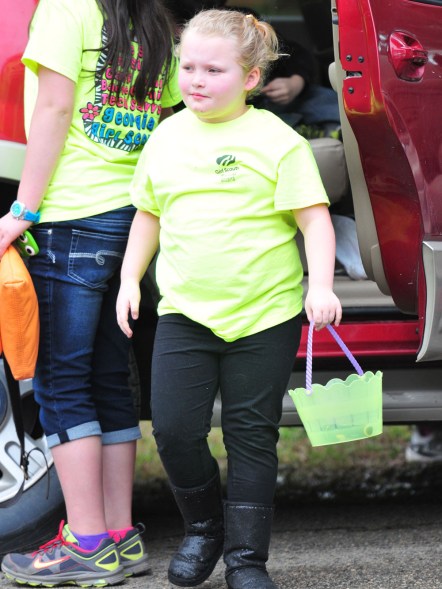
[332,0,442,361]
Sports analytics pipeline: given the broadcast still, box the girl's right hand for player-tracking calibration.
[116,278,141,338]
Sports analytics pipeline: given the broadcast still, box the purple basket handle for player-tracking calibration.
[305,321,364,394]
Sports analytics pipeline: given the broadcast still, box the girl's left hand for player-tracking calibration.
[305,286,342,330]
[0,214,32,259]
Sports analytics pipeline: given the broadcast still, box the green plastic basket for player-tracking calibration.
[289,323,383,447]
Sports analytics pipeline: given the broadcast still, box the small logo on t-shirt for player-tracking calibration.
[215,155,239,183]
[216,154,236,166]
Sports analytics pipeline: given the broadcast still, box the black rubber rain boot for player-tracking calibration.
[168,470,224,587]
[224,502,278,589]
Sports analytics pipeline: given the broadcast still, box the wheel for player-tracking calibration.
[0,360,65,558]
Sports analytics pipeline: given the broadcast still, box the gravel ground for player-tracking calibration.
[133,456,442,516]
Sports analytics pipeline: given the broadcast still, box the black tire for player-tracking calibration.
[0,466,65,559]
[0,363,65,559]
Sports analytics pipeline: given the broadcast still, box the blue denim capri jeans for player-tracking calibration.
[28,206,141,449]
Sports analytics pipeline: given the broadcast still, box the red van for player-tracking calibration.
[1,0,442,553]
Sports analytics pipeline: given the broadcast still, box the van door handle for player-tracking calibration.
[389,32,428,81]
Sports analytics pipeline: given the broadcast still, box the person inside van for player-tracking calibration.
[165,0,341,136]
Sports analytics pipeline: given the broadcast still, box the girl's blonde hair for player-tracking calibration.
[176,9,282,97]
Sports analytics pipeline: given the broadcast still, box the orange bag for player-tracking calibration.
[0,245,39,379]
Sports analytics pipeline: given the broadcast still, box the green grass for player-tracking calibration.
[135,423,412,483]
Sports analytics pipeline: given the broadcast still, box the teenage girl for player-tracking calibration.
[0,0,181,586]
[117,9,342,589]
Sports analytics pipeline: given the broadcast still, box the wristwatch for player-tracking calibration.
[10,200,41,223]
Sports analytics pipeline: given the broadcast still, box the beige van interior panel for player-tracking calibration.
[330,2,390,296]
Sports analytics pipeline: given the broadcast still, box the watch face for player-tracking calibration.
[11,201,24,218]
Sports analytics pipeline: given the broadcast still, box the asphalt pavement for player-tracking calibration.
[2,463,442,589]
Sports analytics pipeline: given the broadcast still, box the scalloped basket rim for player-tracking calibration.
[288,370,383,399]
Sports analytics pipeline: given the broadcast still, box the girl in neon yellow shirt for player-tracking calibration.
[117,9,342,589]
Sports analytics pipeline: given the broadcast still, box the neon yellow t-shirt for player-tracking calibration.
[22,0,181,223]
[131,107,329,341]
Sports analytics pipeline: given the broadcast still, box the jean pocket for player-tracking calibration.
[68,229,127,289]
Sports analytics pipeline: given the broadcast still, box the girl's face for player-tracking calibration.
[178,30,260,123]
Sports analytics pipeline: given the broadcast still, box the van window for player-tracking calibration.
[224,0,300,16]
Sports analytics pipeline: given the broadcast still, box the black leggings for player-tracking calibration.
[151,313,302,504]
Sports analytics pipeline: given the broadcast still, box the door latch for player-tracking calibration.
[389,31,428,81]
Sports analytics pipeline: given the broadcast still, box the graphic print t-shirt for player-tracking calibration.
[22,0,181,223]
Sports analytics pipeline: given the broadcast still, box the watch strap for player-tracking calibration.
[23,209,41,223]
